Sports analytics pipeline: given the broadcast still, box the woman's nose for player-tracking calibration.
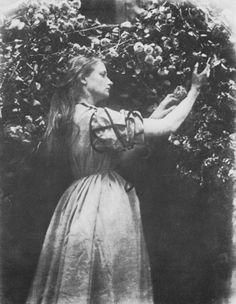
[108,78,113,86]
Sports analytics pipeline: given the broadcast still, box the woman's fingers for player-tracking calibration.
[162,94,177,105]
[194,59,211,77]
[206,65,211,77]
[166,93,176,99]
[199,59,211,76]
[164,105,177,115]
[203,62,211,77]
[199,65,210,79]
[164,96,179,106]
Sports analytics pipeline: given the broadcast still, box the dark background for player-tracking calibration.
[0,1,234,303]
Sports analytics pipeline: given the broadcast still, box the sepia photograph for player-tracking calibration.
[0,0,236,303]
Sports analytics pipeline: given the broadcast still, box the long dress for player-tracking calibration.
[26,102,153,304]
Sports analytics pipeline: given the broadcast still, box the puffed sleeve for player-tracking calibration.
[90,107,145,152]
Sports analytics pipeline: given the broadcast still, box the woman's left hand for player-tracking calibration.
[191,59,211,91]
[150,94,179,119]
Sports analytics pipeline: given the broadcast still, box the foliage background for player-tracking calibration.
[0,0,235,303]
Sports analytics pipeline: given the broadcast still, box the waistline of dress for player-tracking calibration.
[73,169,134,193]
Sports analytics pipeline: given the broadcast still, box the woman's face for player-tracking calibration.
[83,61,113,103]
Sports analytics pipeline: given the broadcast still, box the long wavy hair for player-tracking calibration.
[44,55,101,160]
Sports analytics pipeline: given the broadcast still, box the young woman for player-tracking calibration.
[26,55,210,304]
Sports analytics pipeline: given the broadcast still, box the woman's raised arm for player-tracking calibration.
[143,61,211,138]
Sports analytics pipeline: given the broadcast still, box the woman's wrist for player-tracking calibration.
[189,85,201,96]
[182,86,200,106]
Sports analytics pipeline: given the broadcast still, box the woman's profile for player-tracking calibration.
[25,55,210,304]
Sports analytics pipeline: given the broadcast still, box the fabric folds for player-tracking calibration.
[90,107,144,152]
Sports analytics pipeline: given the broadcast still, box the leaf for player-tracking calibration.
[33,100,41,106]
[35,82,41,90]
[15,76,24,82]
[33,64,38,72]
[58,57,64,63]
[45,45,52,52]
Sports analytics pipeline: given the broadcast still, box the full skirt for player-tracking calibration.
[26,171,153,304]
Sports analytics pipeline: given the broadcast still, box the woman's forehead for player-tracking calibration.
[93,61,107,72]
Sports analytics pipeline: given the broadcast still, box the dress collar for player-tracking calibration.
[76,102,97,109]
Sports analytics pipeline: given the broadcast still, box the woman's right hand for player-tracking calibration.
[191,60,211,91]
[150,94,179,119]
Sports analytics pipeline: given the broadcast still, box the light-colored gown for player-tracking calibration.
[26,102,153,304]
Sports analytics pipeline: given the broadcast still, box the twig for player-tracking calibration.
[114,37,122,51]
[115,39,134,50]
[79,24,117,33]
[139,78,157,97]
[29,50,65,58]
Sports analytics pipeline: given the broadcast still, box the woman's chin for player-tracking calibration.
[101,92,110,100]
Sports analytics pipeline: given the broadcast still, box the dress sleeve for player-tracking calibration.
[90,107,145,152]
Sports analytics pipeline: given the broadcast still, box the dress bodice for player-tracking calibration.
[70,103,145,179]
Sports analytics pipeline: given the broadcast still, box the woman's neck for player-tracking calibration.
[78,95,96,106]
